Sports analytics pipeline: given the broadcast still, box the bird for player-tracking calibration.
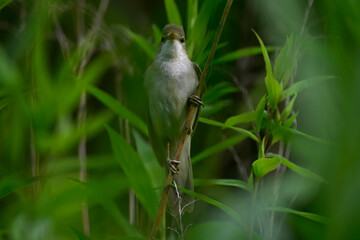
[144,24,202,216]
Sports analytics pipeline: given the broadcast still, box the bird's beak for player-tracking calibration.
[166,32,180,41]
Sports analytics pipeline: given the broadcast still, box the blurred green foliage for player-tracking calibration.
[0,0,359,239]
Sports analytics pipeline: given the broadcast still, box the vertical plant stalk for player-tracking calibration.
[149,0,233,238]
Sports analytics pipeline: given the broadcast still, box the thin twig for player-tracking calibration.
[149,0,233,238]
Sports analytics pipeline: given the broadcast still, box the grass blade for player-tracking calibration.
[213,46,277,65]
[281,75,336,100]
[225,111,257,126]
[194,179,250,192]
[199,117,260,142]
[123,27,156,60]
[106,126,158,219]
[87,86,148,135]
[0,0,12,10]
[164,0,183,25]
[266,206,328,224]
[267,153,326,183]
[0,176,42,199]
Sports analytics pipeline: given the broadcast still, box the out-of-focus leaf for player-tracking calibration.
[194,179,250,192]
[281,75,336,100]
[283,112,298,128]
[106,126,158,219]
[267,153,326,183]
[87,86,148,135]
[152,24,162,46]
[71,227,92,240]
[274,34,301,87]
[266,206,328,224]
[199,117,260,142]
[279,126,332,145]
[280,94,297,121]
[165,0,183,26]
[200,100,232,117]
[213,46,277,65]
[177,186,245,227]
[255,95,267,129]
[123,27,156,60]
[133,130,163,189]
[187,0,198,35]
[192,135,247,164]
[97,196,142,237]
[0,176,42,199]
[0,0,12,10]
[186,221,246,240]
[203,82,238,103]
[225,111,257,126]
[252,157,281,178]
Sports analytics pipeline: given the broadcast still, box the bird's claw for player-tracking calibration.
[168,159,180,175]
[188,95,204,107]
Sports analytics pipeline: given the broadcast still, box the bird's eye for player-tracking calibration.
[180,37,185,43]
[161,37,165,43]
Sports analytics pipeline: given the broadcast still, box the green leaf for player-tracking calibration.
[87,86,148,135]
[0,176,42,199]
[106,126,158,219]
[283,112,298,128]
[274,34,301,87]
[203,82,238,103]
[252,157,281,178]
[176,186,245,227]
[225,111,257,126]
[266,206,328,224]
[97,196,142,237]
[192,135,247,164]
[255,95,267,129]
[200,100,232,117]
[281,75,336,100]
[165,0,183,25]
[213,46,277,65]
[152,24,162,46]
[267,153,326,183]
[123,27,156,60]
[0,0,12,10]
[194,179,250,192]
[187,0,198,34]
[280,126,332,145]
[265,75,282,109]
[280,94,297,121]
[199,117,260,142]
[252,30,273,78]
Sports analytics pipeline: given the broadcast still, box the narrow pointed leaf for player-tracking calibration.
[213,46,277,65]
[199,117,260,142]
[194,179,250,192]
[165,0,183,25]
[255,95,267,129]
[106,126,158,219]
[267,153,326,183]
[225,111,257,126]
[266,206,328,224]
[280,94,297,121]
[88,86,148,135]
[123,27,156,60]
[0,0,12,10]
[252,30,273,78]
[281,75,336,100]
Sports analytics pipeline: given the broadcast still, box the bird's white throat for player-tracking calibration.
[157,40,188,61]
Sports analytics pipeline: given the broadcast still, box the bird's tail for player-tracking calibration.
[167,136,194,216]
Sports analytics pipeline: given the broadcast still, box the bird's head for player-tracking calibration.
[157,24,188,60]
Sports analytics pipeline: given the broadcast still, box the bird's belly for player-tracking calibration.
[149,62,197,140]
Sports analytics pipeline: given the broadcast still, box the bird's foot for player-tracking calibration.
[168,159,180,175]
[188,95,204,107]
